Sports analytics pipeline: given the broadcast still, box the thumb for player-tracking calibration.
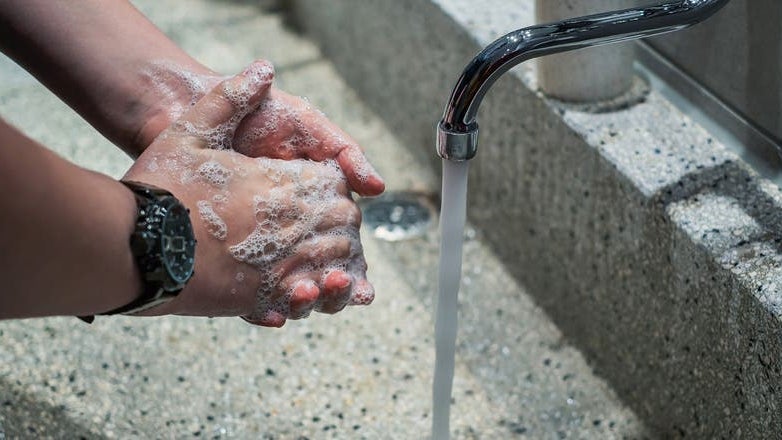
[175,60,274,148]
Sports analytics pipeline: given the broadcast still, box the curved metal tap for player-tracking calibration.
[437,0,730,161]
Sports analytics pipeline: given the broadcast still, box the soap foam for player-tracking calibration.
[140,61,222,122]
[146,157,160,173]
[226,158,370,321]
[196,160,232,187]
[196,200,228,241]
[212,193,229,205]
[235,95,319,159]
[144,60,274,151]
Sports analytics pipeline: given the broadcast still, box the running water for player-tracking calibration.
[432,159,470,440]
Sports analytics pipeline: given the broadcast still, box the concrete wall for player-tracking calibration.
[649,0,782,143]
[289,0,782,437]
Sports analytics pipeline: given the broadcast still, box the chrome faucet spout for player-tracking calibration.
[437,0,730,161]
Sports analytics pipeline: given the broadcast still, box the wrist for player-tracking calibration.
[71,171,145,316]
[82,180,197,321]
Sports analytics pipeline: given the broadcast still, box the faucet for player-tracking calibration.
[436,0,730,161]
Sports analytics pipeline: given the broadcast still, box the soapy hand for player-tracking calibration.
[231,87,385,196]
[125,61,374,327]
[135,61,384,197]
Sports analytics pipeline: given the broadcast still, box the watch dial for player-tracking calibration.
[161,203,196,285]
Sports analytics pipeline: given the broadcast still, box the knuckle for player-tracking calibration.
[335,238,352,256]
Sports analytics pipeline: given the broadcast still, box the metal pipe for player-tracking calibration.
[436,0,730,161]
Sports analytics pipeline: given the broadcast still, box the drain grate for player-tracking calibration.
[359,191,437,241]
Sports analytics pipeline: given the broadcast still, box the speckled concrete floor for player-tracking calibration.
[0,1,647,438]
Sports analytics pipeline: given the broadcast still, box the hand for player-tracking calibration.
[125,61,374,327]
[231,87,385,197]
[135,61,385,197]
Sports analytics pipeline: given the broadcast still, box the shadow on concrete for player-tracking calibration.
[0,378,103,439]
[656,158,782,252]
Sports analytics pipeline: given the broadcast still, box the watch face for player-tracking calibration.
[161,202,196,286]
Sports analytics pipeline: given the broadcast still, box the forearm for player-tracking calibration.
[0,0,215,157]
[0,119,142,319]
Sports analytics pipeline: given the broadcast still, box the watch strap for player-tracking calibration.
[77,285,168,324]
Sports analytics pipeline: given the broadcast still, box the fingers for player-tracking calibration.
[318,270,353,314]
[336,144,385,197]
[176,60,274,146]
[276,269,352,320]
[231,89,386,196]
[349,278,375,306]
[241,311,286,328]
[296,105,385,196]
[313,198,362,232]
[278,269,357,318]
[232,109,286,158]
[240,269,351,326]
[275,235,353,279]
[287,279,320,319]
[241,265,371,327]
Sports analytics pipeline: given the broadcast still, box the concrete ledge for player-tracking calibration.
[290,0,782,437]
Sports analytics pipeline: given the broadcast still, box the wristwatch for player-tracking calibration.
[79,181,196,323]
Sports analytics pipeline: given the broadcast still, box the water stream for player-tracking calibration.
[431,159,470,440]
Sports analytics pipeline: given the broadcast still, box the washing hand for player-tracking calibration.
[135,60,385,197]
[125,61,374,327]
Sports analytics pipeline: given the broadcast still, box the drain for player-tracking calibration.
[359,191,437,241]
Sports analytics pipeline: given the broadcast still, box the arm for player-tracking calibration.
[0,118,142,318]
[0,0,214,158]
[0,1,385,196]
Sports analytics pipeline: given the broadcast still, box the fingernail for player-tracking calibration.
[350,281,375,306]
[294,279,320,302]
[326,271,351,290]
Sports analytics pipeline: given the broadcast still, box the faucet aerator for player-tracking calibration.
[437,122,479,161]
